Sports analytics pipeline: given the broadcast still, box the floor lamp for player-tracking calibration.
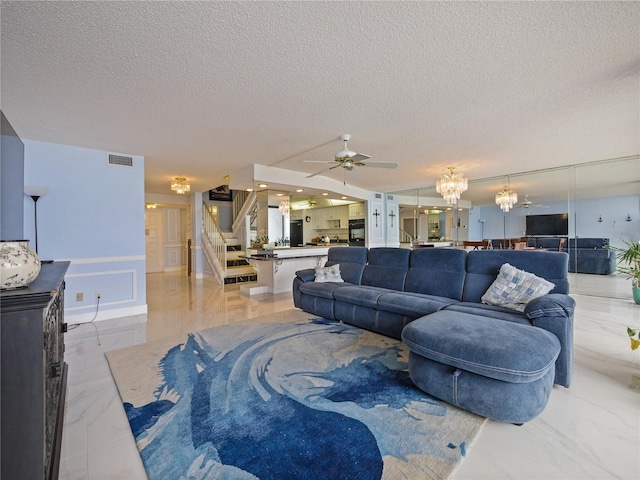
[24,185,49,254]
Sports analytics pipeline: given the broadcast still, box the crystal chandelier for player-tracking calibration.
[436,166,468,204]
[278,199,290,216]
[171,177,190,194]
[495,179,518,212]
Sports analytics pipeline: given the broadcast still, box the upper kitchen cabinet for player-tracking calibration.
[311,205,350,230]
[349,202,366,219]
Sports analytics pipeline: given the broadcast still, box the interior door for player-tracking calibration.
[145,210,164,273]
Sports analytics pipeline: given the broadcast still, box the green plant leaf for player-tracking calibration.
[628,327,637,337]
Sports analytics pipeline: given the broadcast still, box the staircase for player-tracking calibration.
[223,239,257,285]
[201,200,258,286]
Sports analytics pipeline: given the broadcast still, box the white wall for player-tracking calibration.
[23,140,146,323]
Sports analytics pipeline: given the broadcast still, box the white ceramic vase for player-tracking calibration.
[0,240,41,289]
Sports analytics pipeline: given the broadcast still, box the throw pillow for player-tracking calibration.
[314,264,344,283]
[481,263,555,312]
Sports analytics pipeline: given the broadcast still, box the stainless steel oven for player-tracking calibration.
[348,219,365,246]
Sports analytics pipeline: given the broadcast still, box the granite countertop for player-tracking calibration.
[240,253,329,261]
[241,245,338,261]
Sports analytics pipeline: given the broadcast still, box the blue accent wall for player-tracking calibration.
[23,139,147,323]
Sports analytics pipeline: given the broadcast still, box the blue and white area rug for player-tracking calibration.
[107,312,486,480]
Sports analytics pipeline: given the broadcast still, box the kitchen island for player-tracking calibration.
[240,245,347,295]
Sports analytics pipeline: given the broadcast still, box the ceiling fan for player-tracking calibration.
[516,195,549,209]
[304,134,398,179]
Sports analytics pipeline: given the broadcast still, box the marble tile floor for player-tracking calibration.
[59,271,640,480]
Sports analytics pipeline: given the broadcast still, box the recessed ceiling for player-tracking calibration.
[1,1,638,196]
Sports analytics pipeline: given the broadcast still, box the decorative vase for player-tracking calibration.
[633,285,640,305]
[0,240,41,289]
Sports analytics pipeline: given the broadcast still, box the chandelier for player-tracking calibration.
[495,179,518,212]
[278,199,290,216]
[436,166,468,204]
[171,177,190,194]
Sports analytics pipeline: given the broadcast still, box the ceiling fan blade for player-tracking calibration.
[303,160,335,164]
[348,153,370,162]
[306,164,342,178]
[358,160,398,169]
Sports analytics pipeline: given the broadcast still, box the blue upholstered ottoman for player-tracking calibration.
[401,311,561,423]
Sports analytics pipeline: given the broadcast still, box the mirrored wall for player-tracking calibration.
[392,155,640,300]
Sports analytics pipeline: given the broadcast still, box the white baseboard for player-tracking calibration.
[65,304,148,325]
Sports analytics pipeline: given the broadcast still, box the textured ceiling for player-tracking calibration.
[1,1,639,200]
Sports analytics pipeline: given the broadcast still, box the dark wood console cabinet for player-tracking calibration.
[1,261,70,480]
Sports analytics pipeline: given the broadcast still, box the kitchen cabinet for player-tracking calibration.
[340,205,349,227]
[324,205,349,228]
[313,206,349,229]
[312,208,325,229]
[349,202,365,219]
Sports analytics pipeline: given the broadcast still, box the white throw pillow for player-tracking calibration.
[481,263,555,312]
[314,264,344,283]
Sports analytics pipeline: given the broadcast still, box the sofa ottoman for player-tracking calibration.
[401,311,561,423]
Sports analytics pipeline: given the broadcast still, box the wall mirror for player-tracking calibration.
[393,155,639,300]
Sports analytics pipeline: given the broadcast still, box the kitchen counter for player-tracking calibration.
[240,246,335,296]
[304,241,350,246]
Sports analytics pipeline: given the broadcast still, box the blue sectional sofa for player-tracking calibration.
[567,238,616,275]
[293,247,575,388]
[525,237,616,275]
[293,246,575,423]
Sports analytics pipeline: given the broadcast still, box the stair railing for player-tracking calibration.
[232,189,250,220]
[202,203,227,281]
[399,228,414,244]
[231,191,257,249]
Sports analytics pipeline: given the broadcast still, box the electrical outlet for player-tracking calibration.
[76,292,84,302]
[96,292,102,300]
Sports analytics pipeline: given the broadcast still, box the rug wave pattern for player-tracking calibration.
[109,318,485,480]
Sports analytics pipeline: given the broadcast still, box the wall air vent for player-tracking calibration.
[107,154,134,167]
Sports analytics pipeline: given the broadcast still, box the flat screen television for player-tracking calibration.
[526,213,568,236]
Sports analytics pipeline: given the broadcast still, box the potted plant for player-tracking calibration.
[627,327,640,350]
[608,237,640,305]
[251,235,269,249]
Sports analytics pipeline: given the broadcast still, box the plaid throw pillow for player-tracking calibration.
[314,264,344,283]
[481,263,555,312]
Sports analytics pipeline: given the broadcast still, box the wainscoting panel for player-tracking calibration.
[60,255,146,321]
[65,269,137,311]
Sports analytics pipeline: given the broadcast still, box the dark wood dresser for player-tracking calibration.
[1,261,70,480]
